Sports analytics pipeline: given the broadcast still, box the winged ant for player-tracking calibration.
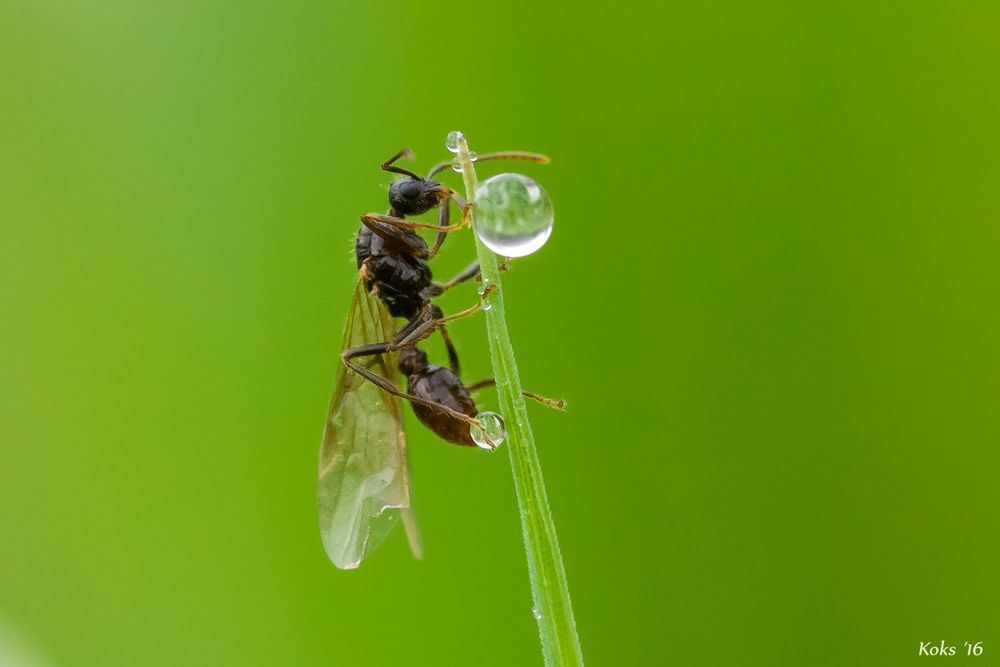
[343,148,560,446]
[317,146,559,568]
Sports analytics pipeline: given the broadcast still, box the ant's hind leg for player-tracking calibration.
[465,378,567,411]
[342,343,478,427]
[340,297,507,428]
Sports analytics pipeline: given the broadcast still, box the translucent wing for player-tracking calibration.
[318,278,422,569]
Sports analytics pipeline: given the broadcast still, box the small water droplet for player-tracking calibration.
[470,412,505,449]
[473,173,554,257]
[481,298,492,311]
[476,278,489,296]
[450,151,478,172]
[532,607,542,620]
[445,130,464,153]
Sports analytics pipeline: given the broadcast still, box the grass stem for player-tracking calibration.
[455,134,584,666]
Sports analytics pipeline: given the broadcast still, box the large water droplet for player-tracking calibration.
[473,173,554,257]
[470,411,505,449]
[445,130,464,153]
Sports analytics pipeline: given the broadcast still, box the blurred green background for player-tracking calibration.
[2,1,999,665]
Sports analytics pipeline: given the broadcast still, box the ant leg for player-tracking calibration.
[426,151,551,178]
[340,297,497,428]
[381,149,422,179]
[362,212,466,234]
[389,310,445,349]
[435,288,493,326]
[391,308,436,344]
[341,297,487,428]
[522,391,568,410]
[429,261,481,296]
[382,298,486,353]
[342,344,479,427]
[438,326,461,375]
[465,378,567,411]
[361,217,430,258]
[428,191,474,260]
[464,378,496,392]
[428,197,454,259]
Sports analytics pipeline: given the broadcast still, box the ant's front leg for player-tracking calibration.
[361,212,467,235]
[361,215,430,259]
[428,191,472,259]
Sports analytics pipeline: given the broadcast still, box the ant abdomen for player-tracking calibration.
[408,366,478,447]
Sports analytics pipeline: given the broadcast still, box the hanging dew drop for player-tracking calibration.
[450,150,478,172]
[473,173,554,257]
[445,130,464,153]
[470,411,505,449]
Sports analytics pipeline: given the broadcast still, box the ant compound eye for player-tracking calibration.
[397,179,421,200]
[389,177,436,215]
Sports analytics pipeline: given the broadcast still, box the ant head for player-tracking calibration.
[389,177,449,216]
[398,347,428,376]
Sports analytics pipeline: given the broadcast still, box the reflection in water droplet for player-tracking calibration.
[473,173,554,257]
[470,411,505,449]
[445,130,464,153]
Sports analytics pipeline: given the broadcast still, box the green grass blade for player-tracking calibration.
[455,134,585,666]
